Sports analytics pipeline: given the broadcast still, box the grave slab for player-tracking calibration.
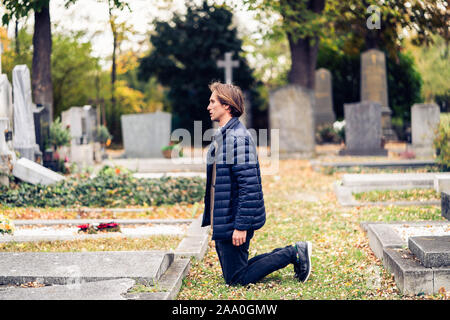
[408,236,450,268]
[12,157,65,185]
[0,251,173,286]
[0,278,135,300]
[362,221,450,295]
[341,172,450,192]
[383,248,434,295]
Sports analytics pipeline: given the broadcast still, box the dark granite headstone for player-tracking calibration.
[408,236,450,268]
[339,101,388,156]
[442,191,449,221]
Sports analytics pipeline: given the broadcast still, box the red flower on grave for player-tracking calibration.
[77,224,90,230]
[97,222,119,229]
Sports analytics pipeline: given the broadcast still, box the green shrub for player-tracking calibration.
[49,117,71,149]
[97,125,112,144]
[434,113,450,171]
[0,166,205,208]
[315,124,341,144]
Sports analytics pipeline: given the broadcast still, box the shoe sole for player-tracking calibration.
[302,241,312,283]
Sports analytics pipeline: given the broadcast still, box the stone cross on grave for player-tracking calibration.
[217,52,239,84]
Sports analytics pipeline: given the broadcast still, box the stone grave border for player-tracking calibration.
[0,215,210,300]
[334,182,441,207]
[360,220,450,295]
[334,172,447,207]
[311,159,438,172]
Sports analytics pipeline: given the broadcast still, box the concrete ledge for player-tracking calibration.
[13,218,194,226]
[408,236,450,268]
[0,251,173,286]
[365,223,405,260]
[0,278,136,300]
[125,258,190,300]
[311,159,437,170]
[383,248,434,295]
[175,215,210,260]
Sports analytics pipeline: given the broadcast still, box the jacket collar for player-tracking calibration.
[213,117,239,140]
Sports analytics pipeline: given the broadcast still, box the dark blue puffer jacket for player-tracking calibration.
[201,117,266,241]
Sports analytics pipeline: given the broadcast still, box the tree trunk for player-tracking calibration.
[287,34,320,89]
[15,19,19,55]
[32,3,53,122]
[111,32,117,112]
[284,0,325,90]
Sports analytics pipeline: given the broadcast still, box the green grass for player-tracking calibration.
[1,160,448,300]
[177,160,447,300]
[0,235,182,252]
[353,189,441,202]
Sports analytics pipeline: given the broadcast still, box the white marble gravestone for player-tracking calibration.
[12,65,41,161]
[0,74,13,128]
[61,105,97,145]
[61,105,98,167]
[411,103,440,158]
[314,68,335,129]
[121,111,172,158]
[269,85,315,158]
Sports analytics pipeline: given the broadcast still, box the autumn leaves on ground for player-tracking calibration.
[177,160,446,300]
[1,159,447,299]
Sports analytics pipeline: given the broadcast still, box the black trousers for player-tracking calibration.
[214,232,296,286]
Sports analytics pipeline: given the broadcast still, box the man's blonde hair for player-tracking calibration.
[209,82,244,117]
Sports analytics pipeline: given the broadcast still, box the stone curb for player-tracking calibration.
[311,159,437,170]
[362,221,450,295]
[175,215,210,260]
[124,258,190,300]
[13,218,194,226]
[2,219,193,244]
[335,183,441,207]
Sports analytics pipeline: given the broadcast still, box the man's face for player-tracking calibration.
[207,91,229,122]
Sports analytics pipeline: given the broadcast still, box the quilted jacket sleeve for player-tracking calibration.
[230,135,260,231]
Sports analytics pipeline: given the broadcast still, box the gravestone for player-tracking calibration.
[217,52,239,85]
[12,157,65,185]
[34,105,51,160]
[0,74,14,186]
[12,65,41,161]
[360,49,397,140]
[269,85,315,158]
[0,74,13,129]
[121,111,171,158]
[314,68,335,129]
[442,191,449,220]
[411,103,440,158]
[339,101,388,156]
[213,52,240,130]
[0,118,15,186]
[240,91,252,129]
[61,105,98,167]
[61,105,97,145]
